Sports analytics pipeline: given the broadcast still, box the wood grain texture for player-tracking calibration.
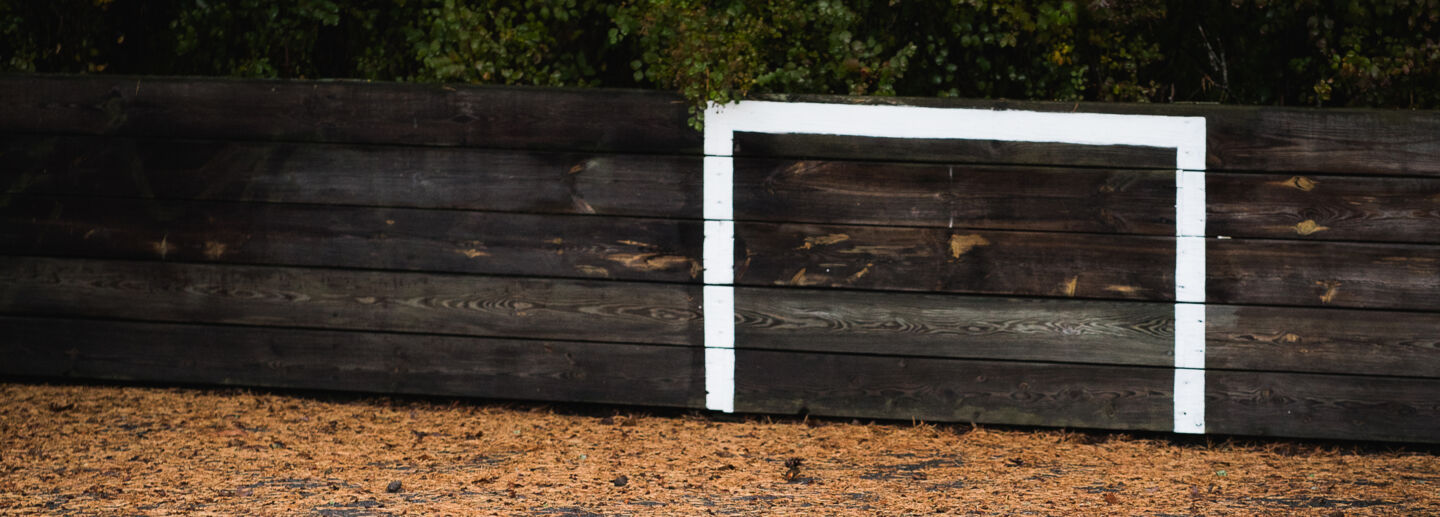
[736,289,1440,377]
[737,221,1440,309]
[732,133,1177,169]
[752,93,1440,176]
[734,222,1176,301]
[10,135,1439,245]
[735,287,1174,366]
[0,75,699,154]
[0,316,704,407]
[0,257,701,346]
[733,159,1175,234]
[0,135,701,218]
[1210,238,1440,311]
[1207,370,1440,443]
[734,349,1173,431]
[1206,305,1440,378]
[3,76,1437,175]
[1208,172,1440,243]
[1198,106,1440,177]
[0,195,701,282]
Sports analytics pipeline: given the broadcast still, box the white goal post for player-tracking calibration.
[702,100,1208,434]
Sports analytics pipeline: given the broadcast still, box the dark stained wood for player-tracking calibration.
[2,76,1437,175]
[736,221,1440,309]
[0,257,701,346]
[1210,238,1440,311]
[734,222,1176,301]
[0,75,699,154]
[734,349,1173,431]
[735,287,1174,366]
[737,289,1440,377]
[754,93,1440,176]
[733,133,1177,169]
[0,196,701,282]
[1208,172,1440,243]
[0,135,701,218]
[1208,370,1440,443]
[0,316,704,408]
[1206,305,1440,378]
[734,159,1175,234]
[11,135,1440,245]
[1198,106,1440,177]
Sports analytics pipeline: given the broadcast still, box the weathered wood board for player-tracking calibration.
[0,76,699,154]
[0,257,701,346]
[0,135,701,218]
[0,195,701,282]
[0,315,705,407]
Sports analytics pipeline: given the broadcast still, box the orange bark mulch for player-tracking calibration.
[1,382,1436,516]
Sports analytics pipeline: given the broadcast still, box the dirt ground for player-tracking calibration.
[0,382,1436,516]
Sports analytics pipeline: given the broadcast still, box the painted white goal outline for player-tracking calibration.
[702,101,1208,434]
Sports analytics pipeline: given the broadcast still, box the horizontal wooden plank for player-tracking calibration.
[1197,105,1440,177]
[734,159,1175,234]
[1209,172,1440,243]
[734,349,1173,431]
[737,221,1440,310]
[1208,370,1440,443]
[11,135,1438,244]
[733,133,1177,169]
[0,135,700,218]
[0,196,701,282]
[735,288,1174,366]
[1207,305,1440,378]
[736,288,1440,377]
[735,222,1176,301]
[3,76,1436,175]
[0,316,704,407]
[0,257,701,346]
[753,93,1440,176]
[0,75,699,154]
[1210,238,1440,311]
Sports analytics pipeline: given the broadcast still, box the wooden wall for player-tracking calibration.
[1,75,1437,443]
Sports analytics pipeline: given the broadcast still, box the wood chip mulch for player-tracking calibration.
[1,382,1436,516]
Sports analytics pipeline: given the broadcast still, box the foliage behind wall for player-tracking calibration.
[3,0,1437,126]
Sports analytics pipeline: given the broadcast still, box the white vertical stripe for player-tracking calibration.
[1174,303,1206,370]
[702,220,734,286]
[1175,236,1206,304]
[1173,368,1206,434]
[1174,120,1208,172]
[703,285,735,350]
[703,156,734,221]
[1175,169,1206,238]
[703,103,735,156]
[704,285,736,413]
[705,347,735,413]
[702,112,737,412]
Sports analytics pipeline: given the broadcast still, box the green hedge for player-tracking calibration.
[4,0,1437,127]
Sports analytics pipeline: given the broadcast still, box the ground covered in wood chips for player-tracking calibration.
[1,382,1436,516]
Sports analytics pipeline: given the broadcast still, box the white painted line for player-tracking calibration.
[706,101,1207,165]
[702,100,1208,432]
[703,285,735,351]
[1175,236,1206,304]
[1174,368,1206,434]
[705,347,735,413]
[703,284,736,414]
[1175,169,1206,237]
[703,156,734,221]
[703,220,734,286]
[1174,303,1206,370]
